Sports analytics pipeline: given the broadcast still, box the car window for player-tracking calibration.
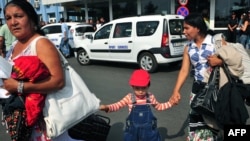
[94,24,112,40]
[42,25,61,34]
[85,27,95,32]
[136,21,159,36]
[169,20,183,35]
[113,22,132,38]
[74,26,95,36]
[75,26,95,33]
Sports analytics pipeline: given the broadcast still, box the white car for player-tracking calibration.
[41,22,95,53]
[73,14,188,72]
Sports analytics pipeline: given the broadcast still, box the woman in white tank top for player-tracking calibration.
[2,1,82,141]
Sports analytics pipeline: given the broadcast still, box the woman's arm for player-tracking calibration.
[3,37,64,94]
[169,46,190,105]
[240,20,248,32]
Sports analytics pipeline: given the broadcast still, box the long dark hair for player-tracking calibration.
[4,0,45,35]
[184,13,215,37]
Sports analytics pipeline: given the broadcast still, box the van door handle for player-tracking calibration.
[104,42,108,44]
[128,41,132,43]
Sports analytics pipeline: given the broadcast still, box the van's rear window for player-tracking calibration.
[136,21,159,36]
[169,20,184,35]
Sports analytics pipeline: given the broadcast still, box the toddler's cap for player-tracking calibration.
[129,69,150,87]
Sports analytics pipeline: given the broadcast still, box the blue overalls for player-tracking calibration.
[124,93,162,141]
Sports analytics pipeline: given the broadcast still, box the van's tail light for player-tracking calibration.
[161,33,169,47]
[161,33,170,58]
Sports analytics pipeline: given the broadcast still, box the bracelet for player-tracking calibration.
[17,81,24,94]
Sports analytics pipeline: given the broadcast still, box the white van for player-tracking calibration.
[41,22,95,49]
[73,14,188,72]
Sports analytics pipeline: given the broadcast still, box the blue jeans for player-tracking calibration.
[124,104,161,141]
[60,38,70,56]
[239,34,248,49]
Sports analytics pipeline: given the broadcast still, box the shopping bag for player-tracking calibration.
[191,66,220,117]
[68,114,111,141]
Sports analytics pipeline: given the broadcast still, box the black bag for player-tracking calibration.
[215,64,249,128]
[191,66,220,117]
[68,114,111,141]
[3,95,32,141]
[5,109,32,141]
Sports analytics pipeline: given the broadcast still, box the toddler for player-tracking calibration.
[99,69,172,141]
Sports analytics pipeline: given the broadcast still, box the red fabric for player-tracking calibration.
[12,56,50,127]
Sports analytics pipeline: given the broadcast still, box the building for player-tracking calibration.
[0,0,250,35]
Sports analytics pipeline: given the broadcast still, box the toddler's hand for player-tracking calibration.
[99,105,109,112]
[168,100,175,107]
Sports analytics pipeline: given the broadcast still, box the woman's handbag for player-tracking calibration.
[30,36,101,139]
[191,66,220,117]
[215,63,249,127]
[43,53,101,139]
[68,114,111,141]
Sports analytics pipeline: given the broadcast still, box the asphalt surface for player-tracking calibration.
[1,50,250,141]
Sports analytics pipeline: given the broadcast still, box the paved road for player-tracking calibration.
[1,55,250,141]
[0,58,190,141]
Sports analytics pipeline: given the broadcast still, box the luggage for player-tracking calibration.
[68,114,111,141]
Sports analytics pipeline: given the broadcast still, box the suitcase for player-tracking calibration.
[68,114,111,141]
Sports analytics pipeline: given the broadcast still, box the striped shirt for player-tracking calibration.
[107,93,172,113]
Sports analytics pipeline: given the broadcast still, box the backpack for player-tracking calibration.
[213,33,250,84]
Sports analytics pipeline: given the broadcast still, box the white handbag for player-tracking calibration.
[30,36,100,139]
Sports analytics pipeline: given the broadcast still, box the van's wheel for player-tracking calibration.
[77,49,91,65]
[138,52,158,73]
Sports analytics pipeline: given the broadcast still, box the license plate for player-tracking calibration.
[173,42,185,47]
[174,46,184,53]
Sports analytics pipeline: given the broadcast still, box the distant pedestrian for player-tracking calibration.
[59,18,70,57]
[95,20,102,30]
[0,24,16,57]
[89,19,97,31]
[99,69,172,141]
[227,12,238,42]
[39,21,46,28]
[239,12,250,48]
[99,17,106,26]
[237,13,246,42]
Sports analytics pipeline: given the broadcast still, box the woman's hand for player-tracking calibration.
[2,78,18,94]
[169,91,181,105]
[207,55,223,67]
